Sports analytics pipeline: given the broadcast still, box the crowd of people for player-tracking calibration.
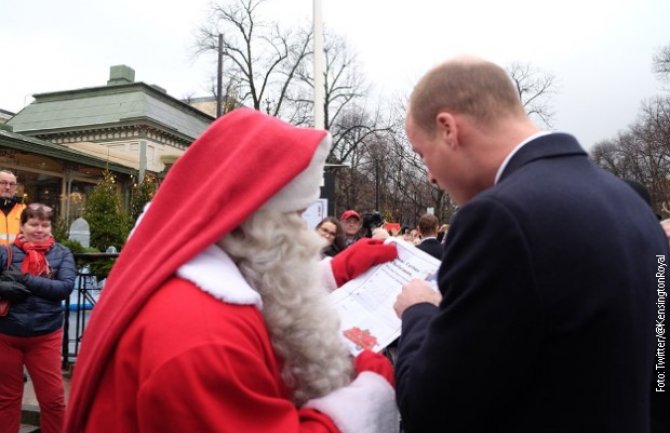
[315,209,449,261]
[1,55,668,433]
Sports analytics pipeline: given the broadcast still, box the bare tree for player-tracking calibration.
[194,1,458,225]
[634,96,670,211]
[591,95,670,217]
[196,0,311,116]
[289,34,365,125]
[330,107,392,212]
[286,33,395,169]
[590,139,627,177]
[506,62,557,128]
[653,44,670,80]
[337,61,558,226]
[333,100,456,227]
[194,1,403,222]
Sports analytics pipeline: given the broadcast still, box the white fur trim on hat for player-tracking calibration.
[176,245,263,309]
[304,371,399,433]
[262,134,332,212]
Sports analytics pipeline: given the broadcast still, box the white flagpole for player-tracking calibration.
[313,0,325,130]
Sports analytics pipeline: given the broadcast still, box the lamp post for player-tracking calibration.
[323,162,350,216]
[216,33,224,118]
[374,160,379,211]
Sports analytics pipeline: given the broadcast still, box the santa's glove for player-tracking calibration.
[330,239,398,287]
[355,349,395,387]
[0,281,31,302]
[304,364,399,433]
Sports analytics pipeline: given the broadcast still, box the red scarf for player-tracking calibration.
[14,234,55,276]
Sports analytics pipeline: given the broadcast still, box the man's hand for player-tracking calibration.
[394,278,442,318]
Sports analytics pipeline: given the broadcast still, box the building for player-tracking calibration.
[2,65,214,222]
[0,125,136,223]
[0,109,14,124]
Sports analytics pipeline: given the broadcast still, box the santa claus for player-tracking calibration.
[64,108,399,433]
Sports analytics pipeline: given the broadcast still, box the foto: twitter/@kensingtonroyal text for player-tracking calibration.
[656,255,667,393]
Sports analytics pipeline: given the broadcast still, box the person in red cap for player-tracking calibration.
[64,108,399,433]
[339,210,362,247]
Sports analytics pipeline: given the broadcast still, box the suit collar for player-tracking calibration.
[498,133,586,183]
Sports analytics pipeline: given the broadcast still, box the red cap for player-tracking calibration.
[340,210,361,221]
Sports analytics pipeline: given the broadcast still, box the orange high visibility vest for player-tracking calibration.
[0,203,26,245]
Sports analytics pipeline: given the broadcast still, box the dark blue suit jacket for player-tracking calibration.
[396,133,667,433]
[416,238,443,260]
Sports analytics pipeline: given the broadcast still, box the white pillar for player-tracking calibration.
[139,141,147,183]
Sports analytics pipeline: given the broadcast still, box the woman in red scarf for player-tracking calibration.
[0,203,76,433]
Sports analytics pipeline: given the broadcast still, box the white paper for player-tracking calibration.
[329,237,441,355]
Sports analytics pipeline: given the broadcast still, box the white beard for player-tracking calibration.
[218,209,353,405]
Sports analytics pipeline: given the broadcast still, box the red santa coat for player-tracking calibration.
[84,270,338,433]
[66,110,398,433]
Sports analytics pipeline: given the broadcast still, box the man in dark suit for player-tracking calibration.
[393,56,667,433]
[415,214,442,260]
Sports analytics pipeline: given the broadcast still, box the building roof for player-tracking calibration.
[7,81,213,141]
[0,109,14,123]
[0,128,135,175]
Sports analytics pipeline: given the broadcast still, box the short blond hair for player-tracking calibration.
[409,58,525,134]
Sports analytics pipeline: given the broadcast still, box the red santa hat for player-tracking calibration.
[65,108,330,432]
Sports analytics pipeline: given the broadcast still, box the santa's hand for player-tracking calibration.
[304,361,399,433]
[330,239,398,287]
[355,349,394,387]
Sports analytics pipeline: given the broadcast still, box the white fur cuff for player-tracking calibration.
[304,372,399,433]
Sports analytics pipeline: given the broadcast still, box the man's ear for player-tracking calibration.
[435,112,458,149]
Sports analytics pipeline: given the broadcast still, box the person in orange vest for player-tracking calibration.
[0,170,26,246]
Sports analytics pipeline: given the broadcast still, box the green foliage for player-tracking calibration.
[83,170,131,252]
[130,175,157,223]
[52,217,70,243]
[60,239,117,277]
[59,239,98,254]
[87,257,117,277]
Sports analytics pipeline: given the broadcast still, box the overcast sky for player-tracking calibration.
[1,0,668,149]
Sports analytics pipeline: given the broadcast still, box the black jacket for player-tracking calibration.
[396,134,667,433]
[416,238,443,260]
[0,243,76,336]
